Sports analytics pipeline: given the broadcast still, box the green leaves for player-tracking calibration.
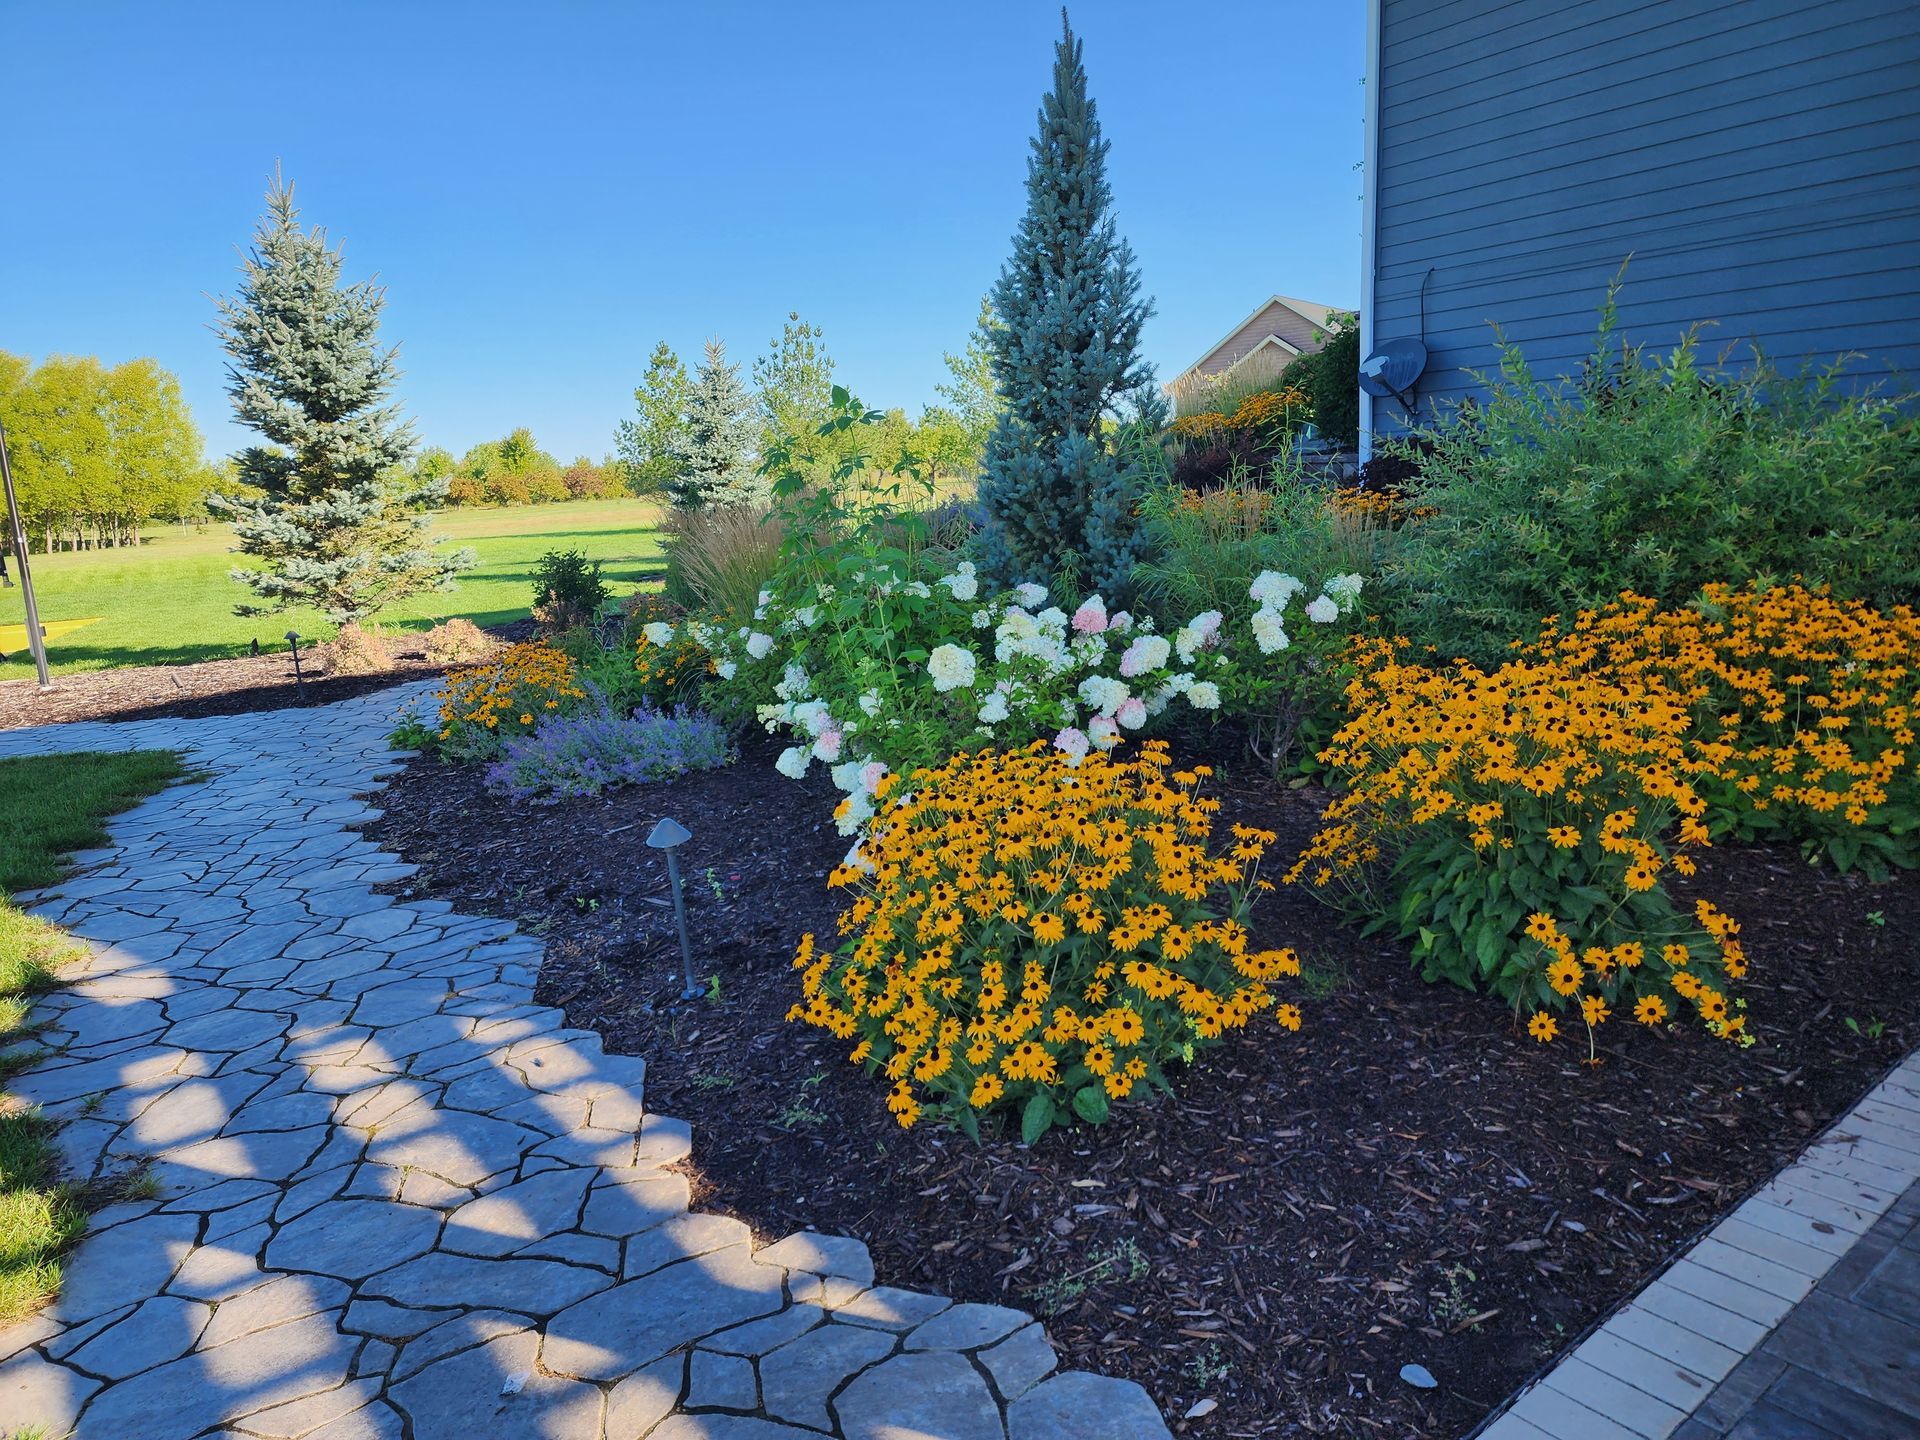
[1071,1084,1110,1126]
[1021,1093,1057,1145]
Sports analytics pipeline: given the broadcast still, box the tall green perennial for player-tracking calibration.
[978,13,1156,602]
[211,176,470,623]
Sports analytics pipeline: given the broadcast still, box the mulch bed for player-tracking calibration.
[0,621,536,730]
[365,737,1920,1439]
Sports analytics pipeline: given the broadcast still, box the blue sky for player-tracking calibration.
[3,2,1365,463]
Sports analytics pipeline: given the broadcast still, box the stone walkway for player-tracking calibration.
[1476,1048,1920,1440]
[0,686,1168,1440]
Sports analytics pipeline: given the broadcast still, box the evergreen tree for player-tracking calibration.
[615,341,691,495]
[676,338,757,509]
[978,13,1156,601]
[210,175,471,623]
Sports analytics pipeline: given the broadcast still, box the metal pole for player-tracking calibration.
[0,414,52,689]
[663,847,700,1000]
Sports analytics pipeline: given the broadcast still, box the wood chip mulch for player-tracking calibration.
[364,736,1920,1439]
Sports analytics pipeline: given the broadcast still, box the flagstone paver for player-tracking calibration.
[0,685,1168,1439]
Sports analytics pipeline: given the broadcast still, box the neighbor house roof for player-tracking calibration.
[1169,294,1341,390]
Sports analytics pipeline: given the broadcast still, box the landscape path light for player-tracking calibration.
[286,630,306,699]
[646,816,700,1000]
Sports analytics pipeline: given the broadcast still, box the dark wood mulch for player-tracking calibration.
[0,621,537,730]
[365,737,1920,1439]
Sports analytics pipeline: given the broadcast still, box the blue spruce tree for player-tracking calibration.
[978,12,1156,602]
[675,338,758,509]
[211,175,471,624]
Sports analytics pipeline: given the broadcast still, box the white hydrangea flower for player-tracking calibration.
[812,729,843,763]
[835,790,875,836]
[1305,595,1339,624]
[1251,608,1291,654]
[1116,696,1147,730]
[744,632,774,660]
[1175,610,1223,663]
[793,604,819,628]
[901,581,931,599]
[940,562,980,602]
[642,621,674,647]
[1053,726,1090,762]
[1324,572,1366,613]
[1186,680,1222,711]
[927,643,978,692]
[971,608,992,629]
[1119,633,1171,678]
[1107,610,1134,634]
[1088,714,1121,750]
[977,690,1010,725]
[1076,675,1129,716]
[830,761,864,793]
[774,746,810,780]
[1249,571,1305,609]
[1015,581,1049,607]
[715,660,737,680]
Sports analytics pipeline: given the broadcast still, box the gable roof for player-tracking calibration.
[1170,294,1342,387]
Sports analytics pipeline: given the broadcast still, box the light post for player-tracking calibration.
[0,413,51,689]
[646,817,700,1000]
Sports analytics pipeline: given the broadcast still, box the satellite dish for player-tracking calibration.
[1358,338,1428,409]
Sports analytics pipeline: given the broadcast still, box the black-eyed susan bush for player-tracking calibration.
[788,741,1303,1140]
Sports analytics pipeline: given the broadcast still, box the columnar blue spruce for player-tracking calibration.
[979,12,1157,602]
[211,175,471,623]
[676,338,758,509]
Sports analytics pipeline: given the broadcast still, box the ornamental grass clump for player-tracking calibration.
[789,740,1302,1141]
[483,706,730,802]
[431,640,587,760]
[1290,637,1745,1053]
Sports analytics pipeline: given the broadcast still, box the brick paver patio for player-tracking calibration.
[0,686,1168,1440]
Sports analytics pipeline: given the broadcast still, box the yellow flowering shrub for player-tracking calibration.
[1169,411,1228,439]
[432,640,587,760]
[1531,585,1920,876]
[1290,637,1745,1052]
[1294,584,1919,1051]
[790,741,1302,1140]
[1230,385,1309,432]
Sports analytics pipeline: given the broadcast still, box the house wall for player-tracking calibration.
[1367,0,1920,437]
[1193,301,1305,380]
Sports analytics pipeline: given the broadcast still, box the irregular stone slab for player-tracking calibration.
[649,1419,822,1440]
[154,1125,331,1186]
[605,1354,685,1437]
[0,1348,101,1434]
[200,1272,352,1348]
[389,1308,535,1384]
[833,1284,953,1332]
[441,1168,593,1257]
[623,1213,752,1280]
[167,1225,274,1303]
[342,1298,459,1342]
[760,1321,897,1430]
[360,1250,612,1314]
[579,1174,689,1239]
[364,1107,541,1188]
[544,1245,786,1381]
[53,1210,200,1323]
[235,1376,383,1438]
[265,1198,442,1281]
[687,1347,759,1410]
[981,1322,1058,1400]
[834,1349,1004,1440]
[305,1398,407,1440]
[1007,1370,1172,1438]
[907,1301,1031,1352]
[73,1312,357,1440]
[390,1330,604,1440]
[753,1230,874,1285]
[63,1294,211,1379]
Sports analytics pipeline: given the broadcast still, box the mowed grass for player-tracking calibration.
[0,496,666,679]
[1,750,189,1321]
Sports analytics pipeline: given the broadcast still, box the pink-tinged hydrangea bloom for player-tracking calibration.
[860,760,889,794]
[1087,715,1121,749]
[1116,696,1148,730]
[1053,726,1090,762]
[812,728,843,763]
[1118,633,1171,678]
[1071,595,1109,634]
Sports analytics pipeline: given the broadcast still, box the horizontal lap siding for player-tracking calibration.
[1371,0,1920,431]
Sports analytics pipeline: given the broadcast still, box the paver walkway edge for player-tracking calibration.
[1473,1045,1920,1440]
[0,684,1171,1440]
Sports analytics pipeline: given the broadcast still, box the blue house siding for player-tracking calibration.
[1365,0,1920,439]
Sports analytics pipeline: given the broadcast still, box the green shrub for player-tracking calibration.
[1274,310,1360,448]
[1385,284,1920,663]
[530,549,609,632]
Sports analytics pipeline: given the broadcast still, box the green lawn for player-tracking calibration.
[1,749,189,1321]
[0,497,666,678]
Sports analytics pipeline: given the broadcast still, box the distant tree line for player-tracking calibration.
[0,351,219,551]
[616,304,1002,510]
[411,427,626,507]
